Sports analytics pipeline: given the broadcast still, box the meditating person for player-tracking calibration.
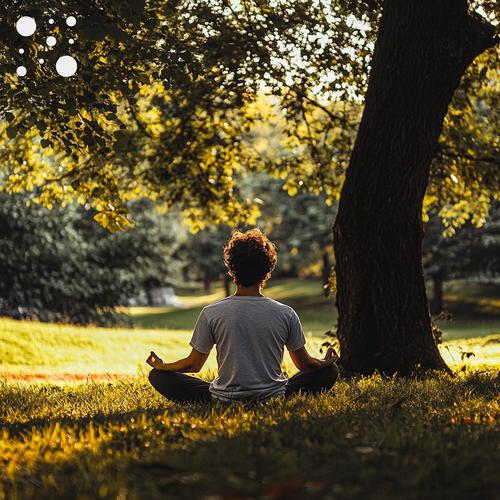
[147,228,339,403]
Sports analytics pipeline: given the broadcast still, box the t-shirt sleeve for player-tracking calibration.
[286,308,306,352]
[189,309,215,354]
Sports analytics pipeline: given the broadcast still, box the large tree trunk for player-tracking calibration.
[144,278,160,306]
[333,0,496,375]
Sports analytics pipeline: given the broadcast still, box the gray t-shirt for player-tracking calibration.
[190,295,306,402]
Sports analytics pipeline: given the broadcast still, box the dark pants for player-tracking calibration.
[148,364,339,403]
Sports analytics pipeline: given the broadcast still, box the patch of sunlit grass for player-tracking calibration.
[1,317,499,382]
[0,317,201,378]
[440,334,500,368]
[0,372,498,498]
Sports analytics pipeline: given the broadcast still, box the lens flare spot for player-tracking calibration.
[56,55,78,77]
[16,17,37,37]
[66,16,77,27]
[16,66,27,77]
[46,36,57,47]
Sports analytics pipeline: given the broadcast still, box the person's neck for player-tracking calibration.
[234,283,264,297]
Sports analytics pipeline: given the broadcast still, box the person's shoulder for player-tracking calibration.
[201,297,234,315]
[265,298,296,315]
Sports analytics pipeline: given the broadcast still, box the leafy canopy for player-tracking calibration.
[0,0,498,232]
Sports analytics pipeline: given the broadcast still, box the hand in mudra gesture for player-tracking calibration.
[323,347,339,366]
[146,351,164,369]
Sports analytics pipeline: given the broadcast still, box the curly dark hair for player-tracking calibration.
[223,228,278,287]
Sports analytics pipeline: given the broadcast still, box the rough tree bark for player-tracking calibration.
[333,0,497,375]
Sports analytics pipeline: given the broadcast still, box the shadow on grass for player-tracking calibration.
[2,374,499,499]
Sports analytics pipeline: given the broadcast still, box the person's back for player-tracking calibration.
[192,296,305,401]
[147,228,339,403]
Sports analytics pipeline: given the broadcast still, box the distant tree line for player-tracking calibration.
[0,175,338,324]
[0,194,182,324]
[424,203,500,315]
[1,179,497,325]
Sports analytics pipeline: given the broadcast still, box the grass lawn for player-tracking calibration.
[0,316,499,381]
[1,373,498,499]
[0,277,499,380]
[127,279,339,336]
[0,278,498,498]
[128,278,500,340]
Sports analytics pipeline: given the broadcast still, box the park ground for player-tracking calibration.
[0,278,499,498]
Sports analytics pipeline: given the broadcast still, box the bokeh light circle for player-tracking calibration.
[56,55,78,77]
[49,18,55,25]
[46,36,57,47]
[19,48,25,54]
[39,58,45,64]
[16,17,37,37]
[69,38,75,44]
[66,16,77,27]
[16,66,27,77]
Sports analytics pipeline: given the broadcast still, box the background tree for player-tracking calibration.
[250,174,335,288]
[0,194,182,324]
[178,225,231,295]
[424,204,500,315]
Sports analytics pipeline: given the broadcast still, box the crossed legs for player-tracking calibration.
[148,364,339,403]
[284,364,339,397]
[148,370,211,403]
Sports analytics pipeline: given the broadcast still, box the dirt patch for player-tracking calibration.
[1,372,139,382]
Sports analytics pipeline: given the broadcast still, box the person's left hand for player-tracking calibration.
[146,351,164,369]
[323,347,339,365]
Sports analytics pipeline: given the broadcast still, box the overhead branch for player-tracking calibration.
[300,93,344,123]
[440,149,500,166]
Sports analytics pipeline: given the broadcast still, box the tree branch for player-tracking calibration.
[440,149,500,165]
[464,9,499,60]
[299,93,344,123]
